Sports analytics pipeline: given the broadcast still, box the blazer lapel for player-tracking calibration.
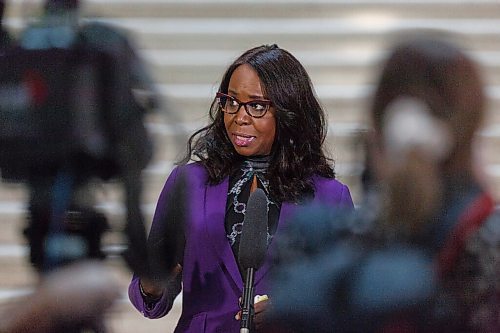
[205,178,243,289]
[204,180,298,288]
[254,201,296,285]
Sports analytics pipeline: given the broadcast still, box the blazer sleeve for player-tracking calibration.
[312,176,355,209]
[340,184,354,209]
[128,165,185,318]
[128,273,182,319]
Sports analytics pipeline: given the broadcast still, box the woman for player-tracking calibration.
[268,36,499,332]
[369,36,499,332]
[128,44,354,332]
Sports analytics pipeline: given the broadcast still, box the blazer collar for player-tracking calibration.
[205,178,296,289]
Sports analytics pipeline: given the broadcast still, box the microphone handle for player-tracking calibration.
[240,267,255,333]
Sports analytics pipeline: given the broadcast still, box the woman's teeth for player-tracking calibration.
[234,135,255,146]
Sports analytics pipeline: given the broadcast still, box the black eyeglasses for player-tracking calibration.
[216,92,272,118]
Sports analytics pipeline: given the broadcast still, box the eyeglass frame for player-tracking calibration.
[215,92,273,118]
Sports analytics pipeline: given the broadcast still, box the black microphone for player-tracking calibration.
[238,188,268,333]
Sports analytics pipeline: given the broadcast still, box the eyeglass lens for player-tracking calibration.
[217,93,269,118]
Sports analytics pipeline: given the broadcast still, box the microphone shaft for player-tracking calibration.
[240,267,255,333]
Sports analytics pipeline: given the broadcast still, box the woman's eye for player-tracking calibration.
[249,102,265,111]
[229,99,239,107]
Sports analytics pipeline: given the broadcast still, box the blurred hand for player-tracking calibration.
[3,260,121,333]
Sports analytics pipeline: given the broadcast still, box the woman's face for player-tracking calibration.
[224,64,276,157]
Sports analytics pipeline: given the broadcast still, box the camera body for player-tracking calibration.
[0,21,153,272]
[0,38,118,182]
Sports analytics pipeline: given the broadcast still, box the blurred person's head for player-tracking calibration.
[44,0,79,12]
[184,44,334,203]
[369,34,485,233]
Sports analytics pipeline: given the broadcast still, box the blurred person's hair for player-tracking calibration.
[44,0,79,11]
[370,34,485,235]
[182,44,335,203]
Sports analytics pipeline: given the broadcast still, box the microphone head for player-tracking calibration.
[238,188,268,270]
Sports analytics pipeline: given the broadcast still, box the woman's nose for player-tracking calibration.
[234,106,251,125]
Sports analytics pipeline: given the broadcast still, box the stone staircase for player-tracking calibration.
[1,1,500,332]
[84,0,500,202]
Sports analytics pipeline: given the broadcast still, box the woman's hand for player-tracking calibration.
[235,295,271,331]
[139,278,164,299]
[253,297,271,331]
[140,264,182,298]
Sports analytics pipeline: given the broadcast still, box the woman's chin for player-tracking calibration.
[234,147,254,157]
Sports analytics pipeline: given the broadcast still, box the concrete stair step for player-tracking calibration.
[6,16,500,47]
[143,48,500,85]
[78,0,500,20]
[7,0,499,20]
[91,17,500,41]
[154,83,500,127]
[132,34,500,55]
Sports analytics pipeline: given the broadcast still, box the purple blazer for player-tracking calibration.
[129,162,353,332]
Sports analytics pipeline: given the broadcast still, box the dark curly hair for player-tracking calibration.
[181,44,335,203]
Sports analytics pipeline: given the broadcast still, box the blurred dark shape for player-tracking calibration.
[0,1,161,332]
[45,0,79,11]
[0,0,158,278]
[146,171,187,287]
[0,43,118,181]
[1,260,121,333]
[369,34,498,333]
[268,204,437,333]
[0,0,12,51]
[267,33,499,333]
[24,201,109,270]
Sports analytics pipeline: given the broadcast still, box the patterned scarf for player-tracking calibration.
[225,156,280,261]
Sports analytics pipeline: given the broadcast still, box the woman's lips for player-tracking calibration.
[233,134,255,147]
